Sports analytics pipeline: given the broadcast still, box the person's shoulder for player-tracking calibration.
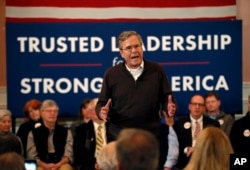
[144,59,162,68]
[5,132,17,136]
[71,119,82,127]
[174,115,190,129]
[221,113,234,122]
[104,121,110,128]
[176,115,190,123]
[107,62,124,71]
[233,113,249,125]
[144,60,166,76]
[18,121,38,130]
[104,62,125,76]
[76,120,92,131]
[76,122,86,130]
[16,122,28,133]
[204,116,220,125]
[55,123,68,130]
[32,123,44,132]
[218,111,233,118]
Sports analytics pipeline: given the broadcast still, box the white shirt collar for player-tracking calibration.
[93,121,105,130]
[125,60,144,72]
[190,115,203,124]
[125,61,144,80]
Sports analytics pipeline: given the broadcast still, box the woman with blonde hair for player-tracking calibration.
[184,126,233,170]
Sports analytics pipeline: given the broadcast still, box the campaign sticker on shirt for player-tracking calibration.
[218,119,224,125]
[184,122,191,129]
[243,129,250,137]
[34,122,42,128]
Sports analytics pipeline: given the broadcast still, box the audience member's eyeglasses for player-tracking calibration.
[190,103,205,107]
[43,109,58,113]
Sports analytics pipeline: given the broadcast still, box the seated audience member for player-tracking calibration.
[73,98,109,170]
[95,141,117,170]
[70,98,91,137]
[173,94,220,169]
[16,99,42,158]
[0,135,23,155]
[0,109,23,155]
[0,152,25,170]
[27,99,73,170]
[230,94,250,155]
[204,92,234,136]
[116,128,159,170]
[184,127,233,170]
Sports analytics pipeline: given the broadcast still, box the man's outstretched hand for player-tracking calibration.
[167,95,176,117]
[99,99,112,122]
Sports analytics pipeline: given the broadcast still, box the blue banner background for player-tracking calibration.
[6,20,242,117]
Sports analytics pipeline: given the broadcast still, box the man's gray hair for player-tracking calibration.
[96,141,117,170]
[40,99,58,112]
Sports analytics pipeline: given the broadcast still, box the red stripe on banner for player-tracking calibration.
[6,0,236,22]
[38,62,211,68]
[40,63,103,67]
[6,0,236,8]
[6,17,236,23]
[159,61,210,66]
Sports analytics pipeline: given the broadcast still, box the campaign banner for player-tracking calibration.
[6,20,242,117]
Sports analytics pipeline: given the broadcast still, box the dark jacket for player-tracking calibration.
[173,116,220,169]
[32,123,67,163]
[204,111,234,136]
[16,119,42,158]
[96,59,172,137]
[230,112,250,155]
[73,120,109,170]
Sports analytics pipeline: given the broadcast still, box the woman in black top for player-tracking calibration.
[16,99,42,158]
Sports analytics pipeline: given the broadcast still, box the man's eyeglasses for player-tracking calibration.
[43,109,58,113]
[190,103,205,107]
[121,44,141,52]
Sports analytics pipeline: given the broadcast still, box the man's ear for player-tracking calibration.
[120,50,125,59]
